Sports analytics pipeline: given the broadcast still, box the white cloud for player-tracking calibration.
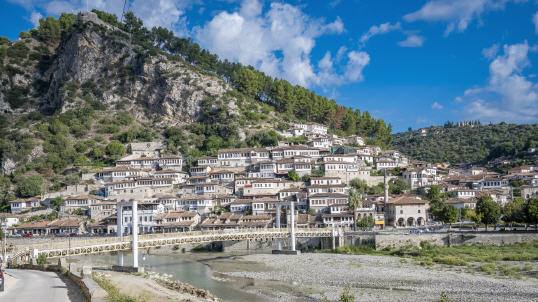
[194,0,363,87]
[329,0,342,8]
[343,51,370,82]
[359,22,401,44]
[431,101,443,109]
[482,43,499,59]
[454,96,463,102]
[458,42,538,123]
[130,0,189,35]
[30,11,43,27]
[404,0,518,35]
[45,1,77,15]
[398,34,424,47]
[532,12,538,34]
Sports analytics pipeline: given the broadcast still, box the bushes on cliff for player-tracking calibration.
[17,175,43,198]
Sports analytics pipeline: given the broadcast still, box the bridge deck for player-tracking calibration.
[8,228,333,259]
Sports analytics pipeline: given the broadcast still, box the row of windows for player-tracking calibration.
[123,216,154,222]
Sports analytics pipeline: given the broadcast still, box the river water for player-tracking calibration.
[70,252,266,302]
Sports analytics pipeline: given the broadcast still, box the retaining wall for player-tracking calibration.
[14,261,107,302]
[369,232,538,250]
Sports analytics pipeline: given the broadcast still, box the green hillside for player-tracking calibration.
[0,10,392,211]
[393,123,537,165]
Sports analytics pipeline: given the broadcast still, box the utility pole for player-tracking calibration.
[1,225,6,266]
[383,169,389,229]
[290,202,295,252]
[275,204,281,251]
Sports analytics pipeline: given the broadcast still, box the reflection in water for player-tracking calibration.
[71,252,264,302]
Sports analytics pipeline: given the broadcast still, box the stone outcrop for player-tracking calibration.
[42,11,233,124]
[156,278,220,301]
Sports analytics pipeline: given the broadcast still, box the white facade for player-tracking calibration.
[9,197,41,213]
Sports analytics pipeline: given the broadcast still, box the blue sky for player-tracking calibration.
[2,0,538,132]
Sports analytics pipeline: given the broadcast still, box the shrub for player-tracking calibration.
[5,87,30,108]
[7,42,29,61]
[339,285,355,302]
[478,263,496,274]
[106,141,126,160]
[432,256,467,266]
[37,253,47,265]
[115,112,133,126]
[17,175,43,197]
[36,16,61,43]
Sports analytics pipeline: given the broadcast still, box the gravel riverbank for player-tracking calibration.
[94,270,219,302]
[216,253,538,302]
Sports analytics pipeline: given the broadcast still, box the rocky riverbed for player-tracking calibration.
[213,253,538,302]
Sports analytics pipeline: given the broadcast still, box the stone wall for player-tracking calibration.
[373,233,447,250]
[448,233,538,246]
[370,232,538,250]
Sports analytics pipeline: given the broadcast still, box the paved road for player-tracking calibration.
[0,269,84,302]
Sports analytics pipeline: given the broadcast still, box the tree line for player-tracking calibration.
[427,185,538,229]
[394,123,537,165]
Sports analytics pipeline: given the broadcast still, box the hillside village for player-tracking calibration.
[3,121,537,237]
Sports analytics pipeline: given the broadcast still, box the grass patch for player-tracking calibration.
[432,256,467,266]
[315,245,389,256]
[478,264,496,275]
[93,275,146,302]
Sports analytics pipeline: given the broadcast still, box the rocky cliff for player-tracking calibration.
[2,11,237,125]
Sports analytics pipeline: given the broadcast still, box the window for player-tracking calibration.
[400,210,403,214]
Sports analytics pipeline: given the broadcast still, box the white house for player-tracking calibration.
[61,194,103,214]
[120,202,165,234]
[218,148,270,167]
[9,196,41,213]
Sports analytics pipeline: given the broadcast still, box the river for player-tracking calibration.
[69,251,268,302]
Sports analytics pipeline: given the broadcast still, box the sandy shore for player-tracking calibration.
[210,253,538,302]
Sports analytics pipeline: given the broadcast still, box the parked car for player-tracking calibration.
[23,233,32,238]
[56,232,68,237]
[8,234,22,238]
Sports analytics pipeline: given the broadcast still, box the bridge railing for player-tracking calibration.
[11,227,335,253]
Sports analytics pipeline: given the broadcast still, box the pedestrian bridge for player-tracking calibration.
[8,228,333,261]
